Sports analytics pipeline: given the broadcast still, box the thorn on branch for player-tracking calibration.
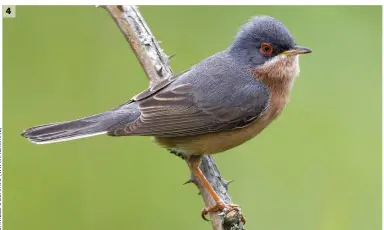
[155,64,163,76]
[223,179,234,191]
[183,178,196,185]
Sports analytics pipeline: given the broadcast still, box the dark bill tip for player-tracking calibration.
[293,45,312,54]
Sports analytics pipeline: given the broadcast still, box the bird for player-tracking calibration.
[21,15,311,223]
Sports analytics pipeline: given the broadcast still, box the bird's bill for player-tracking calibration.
[282,45,312,56]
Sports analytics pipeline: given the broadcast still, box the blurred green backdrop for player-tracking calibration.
[3,6,381,230]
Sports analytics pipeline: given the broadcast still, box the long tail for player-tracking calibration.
[21,101,140,144]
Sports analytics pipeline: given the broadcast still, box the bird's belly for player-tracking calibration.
[155,100,285,155]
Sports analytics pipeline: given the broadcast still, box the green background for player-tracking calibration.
[3,6,381,230]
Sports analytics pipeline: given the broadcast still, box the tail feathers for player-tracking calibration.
[22,103,140,144]
[21,118,108,144]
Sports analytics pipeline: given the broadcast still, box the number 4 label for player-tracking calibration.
[3,6,16,18]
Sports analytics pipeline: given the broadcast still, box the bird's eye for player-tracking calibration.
[260,43,273,55]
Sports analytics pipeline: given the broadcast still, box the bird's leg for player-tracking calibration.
[187,155,246,224]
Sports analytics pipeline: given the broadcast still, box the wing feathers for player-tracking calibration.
[107,53,270,137]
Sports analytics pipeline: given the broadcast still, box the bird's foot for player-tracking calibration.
[201,201,246,224]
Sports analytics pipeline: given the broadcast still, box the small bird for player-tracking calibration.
[22,16,311,222]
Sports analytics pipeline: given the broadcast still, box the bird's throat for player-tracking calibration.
[252,55,299,92]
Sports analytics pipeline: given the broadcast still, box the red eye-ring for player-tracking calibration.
[260,43,273,55]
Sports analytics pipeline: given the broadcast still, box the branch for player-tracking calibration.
[100,5,244,230]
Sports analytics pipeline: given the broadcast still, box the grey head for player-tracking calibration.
[228,16,311,69]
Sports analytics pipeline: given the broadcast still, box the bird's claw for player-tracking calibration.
[201,202,246,224]
[201,202,225,221]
